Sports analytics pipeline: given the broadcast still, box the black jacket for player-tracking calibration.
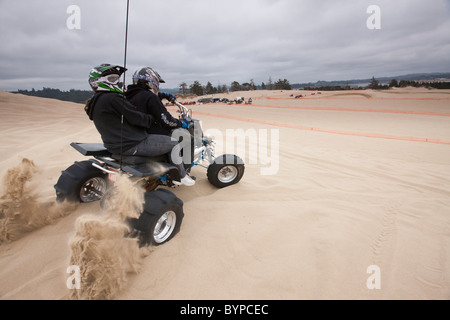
[125,85,182,135]
[85,92,154,154]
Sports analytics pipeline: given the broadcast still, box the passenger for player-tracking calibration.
[125,67,189,136]
[125,66,194,172]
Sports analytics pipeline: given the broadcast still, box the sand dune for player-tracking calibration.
[0,88,449,300]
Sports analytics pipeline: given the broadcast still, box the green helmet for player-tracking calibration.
[89,64,127,93]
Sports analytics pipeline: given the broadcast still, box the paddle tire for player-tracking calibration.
[127,189,184,246]
[207,154,245,188]
[54,160,109,203]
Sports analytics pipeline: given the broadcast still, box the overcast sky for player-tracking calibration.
[0,0,449,91]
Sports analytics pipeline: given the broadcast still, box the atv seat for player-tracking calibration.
[70,142,179,179]
[71,142,169,165]
[70,142,111,157]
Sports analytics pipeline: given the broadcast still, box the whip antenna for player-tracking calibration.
[119,0,130,169]
[123,0,130,79]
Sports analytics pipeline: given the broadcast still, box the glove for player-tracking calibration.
[181,120,190,129]
[160,92,176,102]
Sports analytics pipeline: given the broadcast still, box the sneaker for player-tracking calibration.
[174,175,196,187]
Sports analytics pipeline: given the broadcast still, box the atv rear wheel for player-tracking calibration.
[207,154,245,188]
[54,160,109,203]
[127,189,184,246]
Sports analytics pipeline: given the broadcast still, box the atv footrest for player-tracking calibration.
[96,156,177,179]
[122,162,177,178]
[95,156,122,169]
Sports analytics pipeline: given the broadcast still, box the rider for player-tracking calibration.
[85,63,195,186]
[125,67,189,135]
[125,66,194,171]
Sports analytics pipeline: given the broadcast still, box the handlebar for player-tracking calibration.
[174,100,188,113]
[174,100,193,119]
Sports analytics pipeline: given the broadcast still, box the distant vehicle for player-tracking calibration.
[212,98,221,103]
[197,98,213,104]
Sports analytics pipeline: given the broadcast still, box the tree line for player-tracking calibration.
[12,76,450,103]
[386,79,450,89]
[367,77,450,90]
[14,88,92,103]
[303,76,450,91]
[13,77,293,103]
[179,77,292,96]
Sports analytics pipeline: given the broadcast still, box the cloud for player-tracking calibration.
[0,0,449,91]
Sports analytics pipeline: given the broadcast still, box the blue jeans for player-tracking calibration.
[123,134,187,178]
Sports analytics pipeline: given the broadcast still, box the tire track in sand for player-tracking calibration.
[370,204,398,267]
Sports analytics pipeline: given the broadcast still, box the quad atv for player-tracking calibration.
[54,101,245,246]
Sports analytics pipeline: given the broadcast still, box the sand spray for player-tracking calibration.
[0,158,78,244]
[68,174,151,300]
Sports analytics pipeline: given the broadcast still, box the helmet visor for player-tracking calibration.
[107,74,121,83]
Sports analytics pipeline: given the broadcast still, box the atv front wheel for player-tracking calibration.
[54,160,109,203]
[207,154,245,188]
[127,189,184,246]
